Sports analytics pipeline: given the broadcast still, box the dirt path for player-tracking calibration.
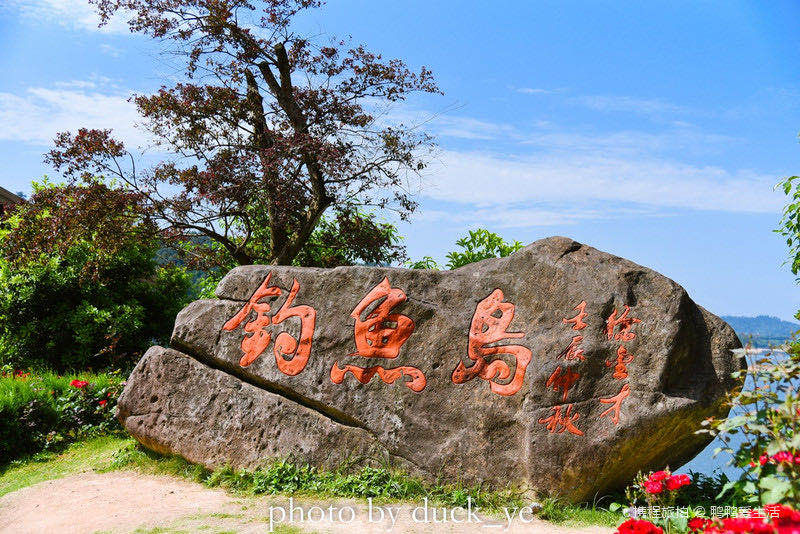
[0,471,612,534]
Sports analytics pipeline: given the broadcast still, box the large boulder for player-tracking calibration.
[117,236,742,501]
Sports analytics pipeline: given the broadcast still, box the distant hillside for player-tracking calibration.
[721,315,799,348]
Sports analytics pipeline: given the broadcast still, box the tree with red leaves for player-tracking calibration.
[45,0,439,269]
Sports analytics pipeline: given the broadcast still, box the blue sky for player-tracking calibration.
[1,1,799,320]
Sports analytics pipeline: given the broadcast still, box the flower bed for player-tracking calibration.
[0,368,123,462]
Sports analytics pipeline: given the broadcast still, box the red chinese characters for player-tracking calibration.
[537,404,584,436]
[562,300,588,330]
[558,301,588,360]
[605,306,641,341]
[598,305,642,425]
[546,366,580,402]
[599,383,631,425]
[605,346,634,380]
[451,289,532,396]
[558,335,586,361]
[539,300,590,436]
[223,273,316,375]
[330,277,426,392]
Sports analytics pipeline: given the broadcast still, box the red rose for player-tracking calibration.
[687,517,711,532]
[772,451,794,464]
[615,518,663,534]
[760,454,770,465]
[98,400,108,407]
[718,517,774,533]
[765,503,800,525]
[642,480,664,494]
[70,380,89,389]
[665,474,691,491]
[649,470,670,481]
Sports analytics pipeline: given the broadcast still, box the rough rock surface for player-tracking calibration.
[117,236,742,501]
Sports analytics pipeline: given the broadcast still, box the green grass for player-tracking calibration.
[0,434,133,496]
[1,435,621,528]
[0,369,123,407]
[538,497,620,527]
[108,441,527,513]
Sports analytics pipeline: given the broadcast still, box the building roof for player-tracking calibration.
[0,186,25,205]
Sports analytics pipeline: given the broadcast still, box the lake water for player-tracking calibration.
[678,349,788,478]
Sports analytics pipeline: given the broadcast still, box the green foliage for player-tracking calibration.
[675,471,737,508]
[0,242,191,371]
[700,348,800,506]
[0,181,192,371]
[193,270,224,300]
[537,498,619,527]
[290,210,405,268]
[406,256,440,270]
[0,370,124,464]
[2,179,157,279]
[446,229,523,269]
[407,229,523,270]
[778,175,800,278]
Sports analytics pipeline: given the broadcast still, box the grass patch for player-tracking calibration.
[538,497,620,527]
[0,434,133,496]
[109,441,526,513]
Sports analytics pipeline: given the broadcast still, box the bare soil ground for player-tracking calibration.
[0,471,611,534]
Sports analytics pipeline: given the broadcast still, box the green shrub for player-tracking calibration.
[407,229,523,270]
[0,243,191,371]
[0,370,124,463]
[0,181,192,371]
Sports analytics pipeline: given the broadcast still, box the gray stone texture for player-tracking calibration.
[117,236,742,501]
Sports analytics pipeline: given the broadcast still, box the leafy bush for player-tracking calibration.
[0,369,124,463]
[408,229,524,270]
[0,243,191,371]
[777,175,800,279]
[290,210,405,268]
[0,181,192,371]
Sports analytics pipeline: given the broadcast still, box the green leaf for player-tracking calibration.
[759,476,792,504]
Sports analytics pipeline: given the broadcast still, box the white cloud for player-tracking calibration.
[0,82,149,148]
[0,77,782,224]
[570,95,688,116]
[514,87,689,117]
[416,205,615,227]
[417,150,784,226]
[7,0,129,33]
[519,127,736,157]
[427,115,520,141]
[100,43,124,57]
[516,87,557,95]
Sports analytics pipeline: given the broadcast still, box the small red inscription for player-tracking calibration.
[538,404,584,436]
[605,306,641,342]
[562,300,588,330]
[546,366,580,402]
[605,346,635,380]
[599,383,631,425]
